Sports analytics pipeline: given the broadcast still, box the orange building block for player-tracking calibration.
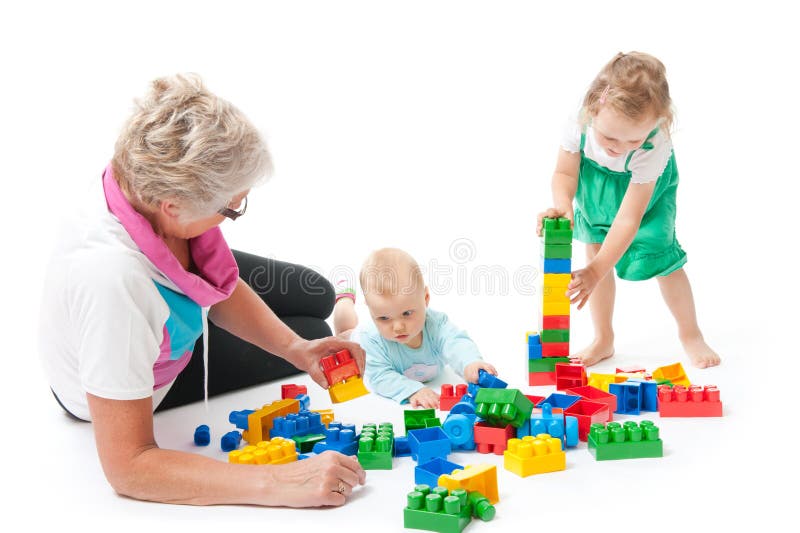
[437,464,499,505]
[504,434,566,477]
[328,375,369,403]
[242,399,300,445]
[229,437,298,465]
[313,409,335,427]
[652,362,690,386]
[587,373,628,392]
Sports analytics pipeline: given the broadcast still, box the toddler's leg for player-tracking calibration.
[573,243,616,366]
[656,268,720,368]
[333,278,358,338]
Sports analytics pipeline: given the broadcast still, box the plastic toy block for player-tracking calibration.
[528,371,556,386]
[221,430,242,452]
[538,392,581,410]
[473,422,515,454]
[609,382,644,415]
[320,349,360,386]
[231,398,300,445]
[404,485,472,533]
[281,384,307,400]
[450,395,477,416]
[228,437,298,465]
[358,423,394,469]
[529,356,570,373]
[312,421,358,455]
[394,436,412,457]
[528,333,543,360]
[409,427,452,463]
[542,258,572,274]
[312,409,335,427]
[194,425,210,446]
[270,411,325,439]
[658,385,722,417]
[474,388,534,428]
[587,372,628,392]
[416,458,464,487]
[541,329,570,343]
[542,300,571,315]
[588,421,663,460]
[291,433,325,453]
[468,492,496,521]
[565,416,579,447]
[542,285,570,303]
[563,399,610,441]
[477,369,508,389]
[328,375,369,403]
[627,378,659,411]
[616,366,646,374]
[406,409,437,433]
[555,363,587,391]
[565,385,616,420]
[519,404,573,445]
[443,413,477,451]
[652,362,690,387]
[504,434,566,477]
[425,418,442,428]
[295,393,311,411]
[543,243,572,259]
[543,273,572,287]
[542,341,570,357]
[525,394,546,406]
[440,384,468,411]
[542,217,573,244]
[438,464,499,505]
[541,315,570,330]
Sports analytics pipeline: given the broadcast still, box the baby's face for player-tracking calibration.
[365,288,429,349]
[592,107,659,158]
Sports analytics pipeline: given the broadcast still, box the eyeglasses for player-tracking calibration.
[218,195,248,221]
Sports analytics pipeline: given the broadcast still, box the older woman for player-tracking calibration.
[39,74,366,507]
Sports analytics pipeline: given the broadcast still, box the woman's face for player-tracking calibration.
[165,190,249,239]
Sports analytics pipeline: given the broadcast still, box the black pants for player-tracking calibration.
[155,251,334,411]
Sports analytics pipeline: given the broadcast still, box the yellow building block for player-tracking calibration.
[243,399,300,445]
[542,286,570,303]
[543,301,570,315]
[652,362,691,386]
[229,437,298,465]
[587,373,628,392]
[328,376,369,403]
[543,274,571,287]
[313,409,335,427]
[616,372,648,380]
[504,435,566,477]
[437,464,499,505]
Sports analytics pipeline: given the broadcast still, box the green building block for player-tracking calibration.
[425,418,442,428]
[358,422,394,469]
[541,329,570,343]
[587,420,663,460]
[543,243,572,259]
[405,409,436,433]
[291,433,325,453]
[468,492,496,521]
[404,485,472,533]
[528,357,570,373]
[474,388,533,428]
[542,217,573,245]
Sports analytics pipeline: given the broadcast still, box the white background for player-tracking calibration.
[1,1,797,531]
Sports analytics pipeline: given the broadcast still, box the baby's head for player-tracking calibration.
[582,52,673,158]
[360,248,429,347]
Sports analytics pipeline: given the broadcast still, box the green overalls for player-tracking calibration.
[573,128,687,281]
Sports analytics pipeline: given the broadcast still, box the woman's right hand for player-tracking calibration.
[536,207,574,236]
[260,450,367,507]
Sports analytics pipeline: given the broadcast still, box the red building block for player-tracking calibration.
[563,399,609,441]
[524,394,546,407]
[658,385,722,417]
[555,363,587,391]
[281,384,308,400]
[564,385,616,421]
[542,342,569,357]
[474,422,515,455]
[541,315,570,330]
[320,349,360,386]
[528,372,556,386]
[439,384,468,411]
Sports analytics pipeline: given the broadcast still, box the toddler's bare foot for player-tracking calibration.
[681,334,721,369]
[572,338,615,367]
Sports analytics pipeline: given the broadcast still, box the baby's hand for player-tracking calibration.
[536,207,574,237]
[567,266,602,310]
[463,361,498,384]
[408,387,440,409]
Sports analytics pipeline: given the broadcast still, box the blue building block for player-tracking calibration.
[477,369,508,389]
[542,258,571,274]
[415,458,464,487]
[221,430,242,452]
[408,427,452,463]
[442,413,477,451]
[528,334,543,360]
[609,382,643,415]
[270,411,325,439]
[297,452,315,461]
[467,383,481,398]
[518,403,579,448]
[228,409,255,431]
[394,435,412,457]
[194,424,210,446]
[311,422,359,455]
[538,393,581,410]
[627,379,659,412]
[565,416,579,447]
[294,393,311,411]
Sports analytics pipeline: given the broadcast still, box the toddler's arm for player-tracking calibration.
[434,312,491,382]
[537,149,580,235]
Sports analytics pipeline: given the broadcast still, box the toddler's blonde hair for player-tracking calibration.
[360,248,425,297]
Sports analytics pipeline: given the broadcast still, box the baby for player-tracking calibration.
[333,248,496,408]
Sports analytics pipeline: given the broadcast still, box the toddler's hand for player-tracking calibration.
[567,266,602,310]
[536,207,574,237]
[463,361,498,384]
[408,387,440,409]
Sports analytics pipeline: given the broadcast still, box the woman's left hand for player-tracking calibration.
[566,266,602,310]
[287,337,366,389]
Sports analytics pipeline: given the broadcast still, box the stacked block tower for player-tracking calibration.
[528,217,572,386]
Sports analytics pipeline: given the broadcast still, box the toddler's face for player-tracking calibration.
[365,288,429,349]
[592,107,659,158]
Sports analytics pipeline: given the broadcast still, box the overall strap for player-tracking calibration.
[624,127,659,172]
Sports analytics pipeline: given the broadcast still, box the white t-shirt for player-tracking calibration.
[561,116,673,184]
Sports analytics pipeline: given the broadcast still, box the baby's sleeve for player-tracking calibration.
[629,130,673,184]
[560,115,581,154]
[433,312,483,377]
[361,331,424,403]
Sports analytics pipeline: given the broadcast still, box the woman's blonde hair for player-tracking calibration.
[112,73,272,219]
[581,52,674,132]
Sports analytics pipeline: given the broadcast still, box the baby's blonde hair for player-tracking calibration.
[112,73,272,219]
[360,248,425,297]
[581,52,674,132]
